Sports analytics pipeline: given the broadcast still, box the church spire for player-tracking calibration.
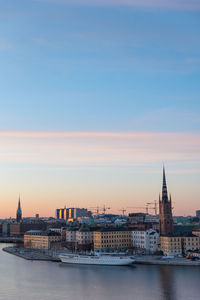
[159,166,173,235]
[18,196,21,211]
[162,166,168,202]
[16,195,22,222]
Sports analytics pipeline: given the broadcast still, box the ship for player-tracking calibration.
[59,253,135,266]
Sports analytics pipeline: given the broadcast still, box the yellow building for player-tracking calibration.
[94,229,132,251]
[160,236,182,256]
[160,234,200,256]
[24,230,61,250]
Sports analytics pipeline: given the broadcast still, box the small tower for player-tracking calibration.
[16,196,22,223]
[159,167,173,235]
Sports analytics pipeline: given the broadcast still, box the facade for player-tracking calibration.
[2,223,10,237]
[182,235,199,255]
[128,213,146,225]
[192,229,200,241]
[160,234,200,256]
[94,229,132,251]
[16,197,22,223]
[10,223,21,236]
[66,227,77,244]
[24,230,61,249]
[196,210,200,218]
[66,225,93,250]
[10,221,47,237]
[76,227,93,246]
[160,236,182,256]
[132,229,160,254]
[159,168,173,236]
[56,207,92,221]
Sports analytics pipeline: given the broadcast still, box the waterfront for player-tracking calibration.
[0,245,200,300]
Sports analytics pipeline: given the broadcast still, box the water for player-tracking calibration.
[0,244,200,300]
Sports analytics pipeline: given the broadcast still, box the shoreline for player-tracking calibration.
[2,247,60,262]
[2,246,200,266]
[134,255,200,266]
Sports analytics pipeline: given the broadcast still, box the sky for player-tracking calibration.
[0,0,200,218]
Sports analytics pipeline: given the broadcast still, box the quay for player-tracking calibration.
[2,246,200,266]
[2,247,61,262]
[0,237,23,243]
[134,255,200,266]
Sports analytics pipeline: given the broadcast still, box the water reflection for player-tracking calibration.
[159,266,176,300]
[0,244,200,300]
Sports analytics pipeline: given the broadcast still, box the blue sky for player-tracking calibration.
[1,0,200,131]
[0,0,200,217]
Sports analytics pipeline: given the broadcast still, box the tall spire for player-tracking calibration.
[16,195,22,222]
[162,166,168,202]
[17,196,21,214]
[159,166,173,235]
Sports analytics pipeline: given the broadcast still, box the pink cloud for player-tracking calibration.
[0,131,200,168]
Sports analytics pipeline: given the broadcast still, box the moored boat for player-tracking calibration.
[59,253,135,266]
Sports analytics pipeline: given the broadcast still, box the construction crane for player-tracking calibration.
[89,206,100,215]
[118,208,126,216]
[89,205,110,215]
[127,205,150,214]
[146,201,158,215]
[102,205,110,214]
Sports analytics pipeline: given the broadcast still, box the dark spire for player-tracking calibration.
[16,195,22,222]
[162,166,168,202]
[17,196,22,214]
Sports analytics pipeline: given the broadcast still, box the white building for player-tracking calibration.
[66,227,77,243]
[76,228,93,245]
[132,229,160,254]
[66,226,93,246]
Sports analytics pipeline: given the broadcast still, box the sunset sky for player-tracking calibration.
[0,0,200,218]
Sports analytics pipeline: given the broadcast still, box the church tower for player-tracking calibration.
[159,167,173,236]
[16,196,22,223]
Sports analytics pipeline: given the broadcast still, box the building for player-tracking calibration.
[66,226,77,245]
[76,225,94,248]
[160,236,182,256]
[128,213,146,225]
[93,228,132,251]
[196,210,200,218]
[160,234,200,256]
[56,207,92,221]
[132,229,160,254]
[2,223,10,237]
[182,234,199,255]
[65,225,94,250]
[192,229,200,241]
[24,230,61,249]
[159,167,173,235]
[16,197,22,223]
[10,221,47,237]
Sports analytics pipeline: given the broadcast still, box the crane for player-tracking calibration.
[118,208,126,216]
[146,201,158,215]
[89,205,110,215]
[128,204,151,214]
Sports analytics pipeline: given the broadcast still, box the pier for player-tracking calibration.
[2,247,61,262]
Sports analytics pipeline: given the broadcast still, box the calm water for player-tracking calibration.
[0,244,200,300]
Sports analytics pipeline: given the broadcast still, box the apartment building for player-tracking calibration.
[24,230,61,250]
[94,228,132,251]
[132,229,159,253]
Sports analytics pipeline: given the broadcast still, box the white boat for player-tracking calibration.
[59,253,135,266]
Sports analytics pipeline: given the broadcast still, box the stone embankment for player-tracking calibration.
[3,247,61,262]
[3,247,200,266]
[135,255,200,266]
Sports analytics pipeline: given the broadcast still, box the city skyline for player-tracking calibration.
[0,1,200,218]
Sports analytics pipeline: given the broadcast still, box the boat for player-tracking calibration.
[59,253,135,266]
